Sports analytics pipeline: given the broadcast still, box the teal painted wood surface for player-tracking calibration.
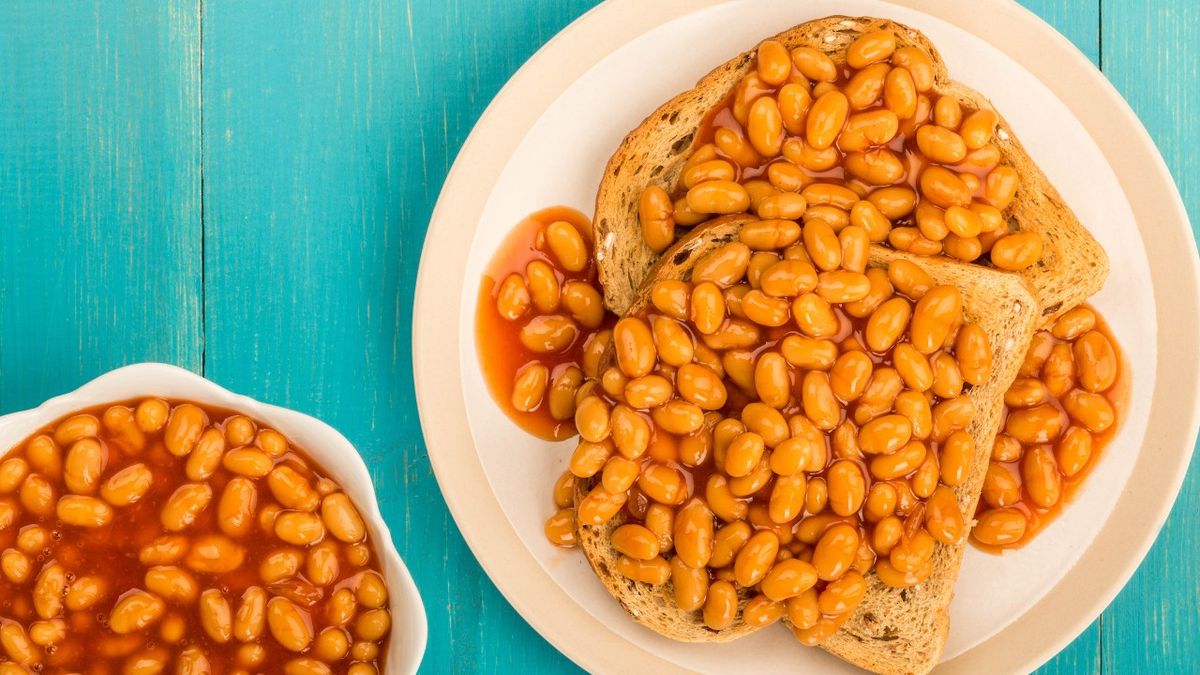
[0,1,1194,672]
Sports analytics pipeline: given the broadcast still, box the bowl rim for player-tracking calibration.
[0,362,428,674]
[413,0,1200,672]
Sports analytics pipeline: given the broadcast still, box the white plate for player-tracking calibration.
[414,0,1200,672]
[0,363,428,674]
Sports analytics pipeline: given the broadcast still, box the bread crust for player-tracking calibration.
[578,216,1040,674]
[592,15,1107,326]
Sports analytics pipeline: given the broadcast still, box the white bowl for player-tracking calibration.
[0,362,427,674]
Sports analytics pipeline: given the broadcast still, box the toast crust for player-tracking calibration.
[578,216,1040,674]
[592,15,1107,326]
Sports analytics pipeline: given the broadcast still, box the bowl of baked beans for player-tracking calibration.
[0,363,426,674]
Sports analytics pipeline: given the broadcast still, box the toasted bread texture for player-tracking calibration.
[592,15,1107,325]
[578,216,1040,674]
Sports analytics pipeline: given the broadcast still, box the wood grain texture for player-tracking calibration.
[1099,1,1200,673]
[0,0,203,410]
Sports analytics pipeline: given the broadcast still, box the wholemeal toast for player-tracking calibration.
[577,216,1040,674]
[592,15,1107,324]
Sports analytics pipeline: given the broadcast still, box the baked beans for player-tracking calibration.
[542,238,989,646]
[478,208,610,440]
[0,400,392,670]
[973,306,1126,550]
[628,36,1042,272]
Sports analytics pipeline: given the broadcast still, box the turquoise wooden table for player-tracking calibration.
[0,1,1194,672]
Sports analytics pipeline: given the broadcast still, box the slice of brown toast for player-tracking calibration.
[577,216,1040,674]
[592,15,1107,325]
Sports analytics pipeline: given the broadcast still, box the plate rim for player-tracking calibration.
[412,0,1200,672]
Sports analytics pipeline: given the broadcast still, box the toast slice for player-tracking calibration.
[577,216,1040,674]
[592,15,1107,325]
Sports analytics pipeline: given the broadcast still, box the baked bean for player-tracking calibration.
[747,96,785,157]
[816,270,871,304]
[854,368,904,425]
[765,472,805,523]
[829,350,873,402]
[865,297,911,352]
[789,46,836,81]
[1052,307,1097,340]
[806,91,849,150]
[839,109,899,152]
[983,463,1022,508]
[690,281,726,335]
[844,62,888,109]
[638,463,686,506]
[1074,330,1118,392]
[751,351,789,408]
[740,289,791,327]
[957,108,998,149]
[932,95,962,129]
[984,165,1020,210]
[725,432,766,478]
[326,587,357,627]
[57,494,113,527]
[109,590,166,634]
[0,458,27,495]
[973,508,1027,546]
[992,434,1023,463]
[268,597,313,652]
[63,438,106,495]
[28,618,65,647]
[892,391,932,442]
[956,323,993,385]
[889,528,935,573]
[798,371,838,431]
[812,523,859,581]
[847,29,895,68]
[650,400,704,436]
[163,404,206,457]
[615,555,671,585]
[640,504,675,555]
[990,231,1042,271]
[495,273,531,321]
[920,166,971,209]
[911,285,962,354]
[687,180,751,215]
[320,492,366,544]
[931,353,965,399]
[574,397,611,444]
[818,569,867,616]
[792,293,840,338]
[703,580,739,630]
[543,508,577,548]
[185,534,246,574]
[222,447,274,478]
[826,460,867,517]
[611,523,660,561]
[757,191,809,220]
[546,366,584,421]
[931,395,974,442]
[25,435,62,479]
[741,220,802,253]
[671,499,714,569]
[858,414,913,455]
[1063,390,1116,432]
[869,440,926,480]
[1043,343,1076,397]
[511,364,549,413]
[714,127,762,169]
[1005,377,1048,408]
[705,475,749,523]
[275,511,326,546]
[1056,426,1094,477]
[938,431,974,487]
[544,220,589,272]
[305,541,340,587]
[1,549,31,584]
[734,530,780,587]
[161,482,213,531]
[1005,404,1065,444]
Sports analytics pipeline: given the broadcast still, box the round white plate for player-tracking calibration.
[0,364,428,674]
[414,0,1200,672]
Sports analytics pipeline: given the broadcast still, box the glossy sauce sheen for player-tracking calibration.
[0,400,390,672]
[476,207,608,440]
[973,308,1129,552]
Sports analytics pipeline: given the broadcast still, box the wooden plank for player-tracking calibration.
[1017,1,1104,671]
[0,0,203,412]
[1100,1,1200,672]
[199,1,597,671]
